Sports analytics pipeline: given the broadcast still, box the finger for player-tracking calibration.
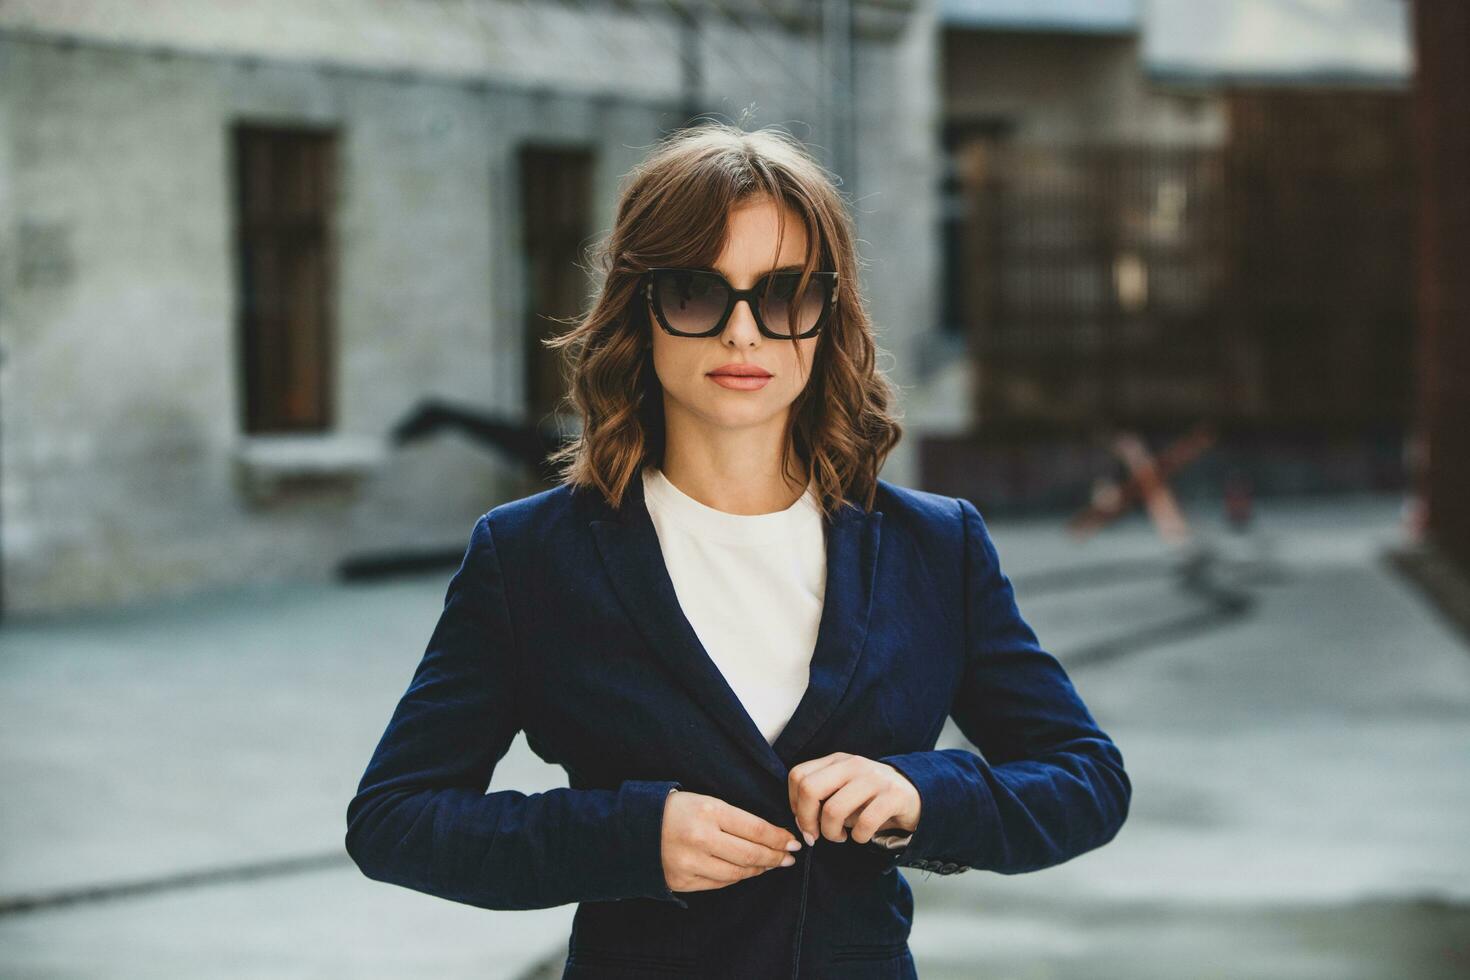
[842,791,902,844]
[819,777,882,843]
[717,800,802,853]
[668,843,771,894]
[786,753,848,825]
[692,850,787,884]
[708,827,799,870]
[790,755,860,844]
[789,758,843,844]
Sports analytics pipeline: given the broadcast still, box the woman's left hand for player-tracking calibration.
[787,752,921,847]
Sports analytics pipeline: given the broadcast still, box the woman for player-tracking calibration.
[346,123,1131,979]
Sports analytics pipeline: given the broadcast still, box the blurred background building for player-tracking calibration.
[0,0,1463,629]
[925,0,1415,515]
[0,0,934,615]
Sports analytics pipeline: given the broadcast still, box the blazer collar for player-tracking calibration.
[588,469,884,783]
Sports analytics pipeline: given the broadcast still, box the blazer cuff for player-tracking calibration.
[877,749,988,870]
[624,779,687,908]
[869,829,914,853]
[870,829,914,849]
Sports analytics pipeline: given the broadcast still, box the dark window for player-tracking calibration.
[519,144,595,424]
[233,124,338,433]
[940,116,1015,337]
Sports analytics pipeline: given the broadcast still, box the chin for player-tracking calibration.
[693,400,784,429]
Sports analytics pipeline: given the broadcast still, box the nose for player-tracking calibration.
[722,297,762,347]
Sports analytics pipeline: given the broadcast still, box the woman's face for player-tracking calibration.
[648,196,819,440]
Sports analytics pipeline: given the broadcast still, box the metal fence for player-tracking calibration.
[925,87,1416,509]
[960,87,1414,431]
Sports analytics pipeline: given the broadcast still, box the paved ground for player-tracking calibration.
[2,490,1468,978]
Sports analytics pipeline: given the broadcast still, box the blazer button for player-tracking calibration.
[939,862,957,874]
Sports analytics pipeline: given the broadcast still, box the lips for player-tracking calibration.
[708,366,773,377]
[707,366,773,391]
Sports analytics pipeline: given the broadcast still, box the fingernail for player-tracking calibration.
[780,854,795,867]
[803,830,816,846]
[786,839,802,851]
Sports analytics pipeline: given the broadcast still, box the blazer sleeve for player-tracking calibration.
[877,497,1131,874]
[344,512,687,911]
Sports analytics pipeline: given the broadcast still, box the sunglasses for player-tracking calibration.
[641,267,840,339]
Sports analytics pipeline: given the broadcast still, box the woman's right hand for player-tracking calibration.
[660,789,803,895]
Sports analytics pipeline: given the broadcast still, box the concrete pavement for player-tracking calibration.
[2,491,1467,978]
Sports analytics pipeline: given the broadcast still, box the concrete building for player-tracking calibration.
[0,0,937,616]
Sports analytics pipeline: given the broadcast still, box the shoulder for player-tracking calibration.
[872,478,972,565]
[876,481,1013,591]
[874,477,967,533]
[482,480,581,535]
[481,476,660,558]
[472,481,607,566]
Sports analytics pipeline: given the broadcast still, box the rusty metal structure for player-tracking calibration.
[925,79,1417,512]
[962,89,1414,431]
[962,140,1229,427]
[1222,86,1416,427]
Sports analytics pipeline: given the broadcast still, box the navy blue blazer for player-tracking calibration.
[345,474,1130,979]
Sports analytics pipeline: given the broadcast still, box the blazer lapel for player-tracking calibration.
[589,470,883,785]
[770,497,882,769]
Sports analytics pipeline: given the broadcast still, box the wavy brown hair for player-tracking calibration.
[543,122,903,520]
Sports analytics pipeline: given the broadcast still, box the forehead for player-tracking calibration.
[710,197,809,277]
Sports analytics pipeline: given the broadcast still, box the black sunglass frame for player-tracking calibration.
[641,267,840,339]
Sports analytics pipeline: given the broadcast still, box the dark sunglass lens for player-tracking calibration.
[759,273,827,336]
[652,271,728,333]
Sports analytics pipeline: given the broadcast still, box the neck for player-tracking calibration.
[657,446,809,517]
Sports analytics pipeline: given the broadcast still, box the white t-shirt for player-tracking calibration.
[642,464,826,746]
